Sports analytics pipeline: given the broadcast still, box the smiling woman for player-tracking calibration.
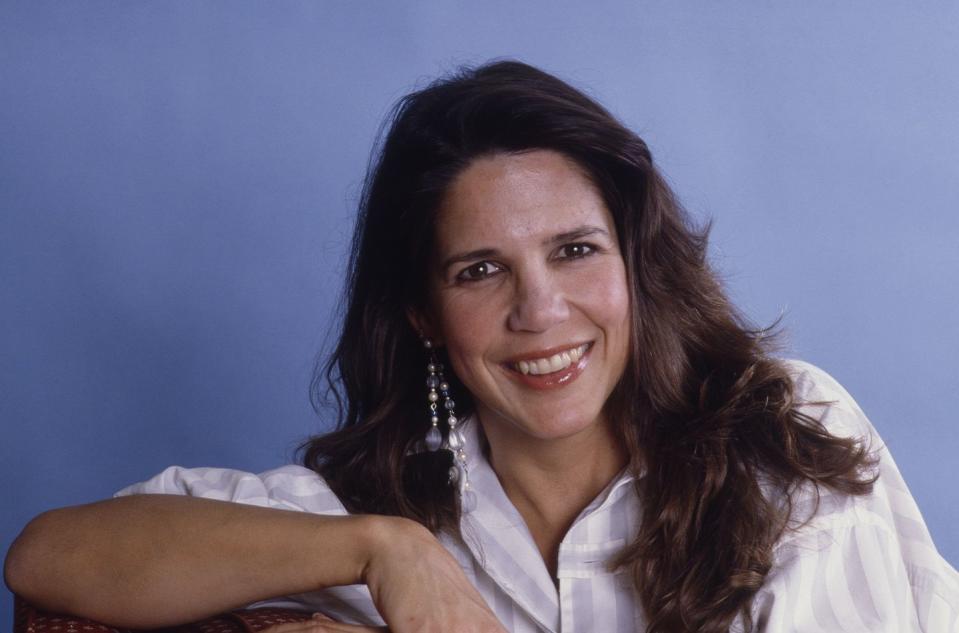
[6,60,959,633]
[412,151,634,576]
[420,151,631,448]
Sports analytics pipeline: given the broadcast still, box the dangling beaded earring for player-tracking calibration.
[423,338,475,512]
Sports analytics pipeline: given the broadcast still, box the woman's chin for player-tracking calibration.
[482,407,610,445]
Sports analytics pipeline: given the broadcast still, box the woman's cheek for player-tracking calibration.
[570,261,630,317]
[435,288,500,360]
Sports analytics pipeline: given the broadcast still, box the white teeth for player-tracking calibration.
[514,344,589,376]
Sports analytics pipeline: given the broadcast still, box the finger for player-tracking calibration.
[307,620,390,633]
[258,615,389,633]
[257,616,332,633]
[259,620,325,633]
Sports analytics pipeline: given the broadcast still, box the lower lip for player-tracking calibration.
[504,345,591,391]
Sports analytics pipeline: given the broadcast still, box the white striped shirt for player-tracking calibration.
[117,360,959,631]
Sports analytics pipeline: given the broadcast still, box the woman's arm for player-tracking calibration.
[4,494,379,628]
[4,495,507,632]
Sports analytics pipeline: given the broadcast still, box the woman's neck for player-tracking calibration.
[479,414,628,578]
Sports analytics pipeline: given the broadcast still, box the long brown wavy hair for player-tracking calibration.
[301,60,877,632]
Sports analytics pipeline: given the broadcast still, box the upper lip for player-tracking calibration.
[501,341,592,364]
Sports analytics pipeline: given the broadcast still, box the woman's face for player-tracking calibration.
[420,149,631,447]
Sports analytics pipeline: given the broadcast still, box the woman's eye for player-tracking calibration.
[456,261,502,282]
[559,243,595,259]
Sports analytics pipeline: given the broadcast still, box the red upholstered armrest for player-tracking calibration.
[13,595,313,633]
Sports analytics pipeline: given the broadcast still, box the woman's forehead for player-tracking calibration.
[435,150,613,249]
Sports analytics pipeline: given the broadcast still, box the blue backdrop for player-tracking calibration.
[2,2,957,625]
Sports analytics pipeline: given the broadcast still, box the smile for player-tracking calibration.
[502,342,593,391]
[513,343,590,375]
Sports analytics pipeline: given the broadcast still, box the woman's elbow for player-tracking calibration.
[4,509,60,598]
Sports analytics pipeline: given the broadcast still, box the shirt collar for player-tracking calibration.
[455,416,637,632]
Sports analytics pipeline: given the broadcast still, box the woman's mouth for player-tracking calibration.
[514,343,589,375]
[503,342,592,390]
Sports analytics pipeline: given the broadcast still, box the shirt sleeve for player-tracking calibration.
[750,361,959,632]
[114,464,350,515]
[114,464,385,626]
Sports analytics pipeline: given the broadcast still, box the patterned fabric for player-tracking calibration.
[11,596,311,633]
[13,595,126,633]
[229,609,313,632]
[116,360,959,632]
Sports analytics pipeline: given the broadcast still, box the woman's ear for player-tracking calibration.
[406,307,443,346]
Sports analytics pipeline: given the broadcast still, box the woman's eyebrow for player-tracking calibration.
[547,225,609,245]
[440,225,610,275]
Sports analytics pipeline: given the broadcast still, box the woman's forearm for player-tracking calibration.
[4,494,382,628]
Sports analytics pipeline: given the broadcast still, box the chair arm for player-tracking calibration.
[13,594,313,633]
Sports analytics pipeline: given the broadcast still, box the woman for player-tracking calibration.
[6,61,958,632]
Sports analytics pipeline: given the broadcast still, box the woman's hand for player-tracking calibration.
[361,517,508,633]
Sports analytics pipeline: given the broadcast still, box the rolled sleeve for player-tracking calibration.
[114,464,348,515]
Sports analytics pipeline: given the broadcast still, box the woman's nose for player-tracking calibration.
[507,271,570,332]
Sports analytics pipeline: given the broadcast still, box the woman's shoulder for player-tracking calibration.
[757,359,959,628]
[773,358,909,536]
[115,463,349,515]
[778,357,849,400]
[778,358,875,435]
